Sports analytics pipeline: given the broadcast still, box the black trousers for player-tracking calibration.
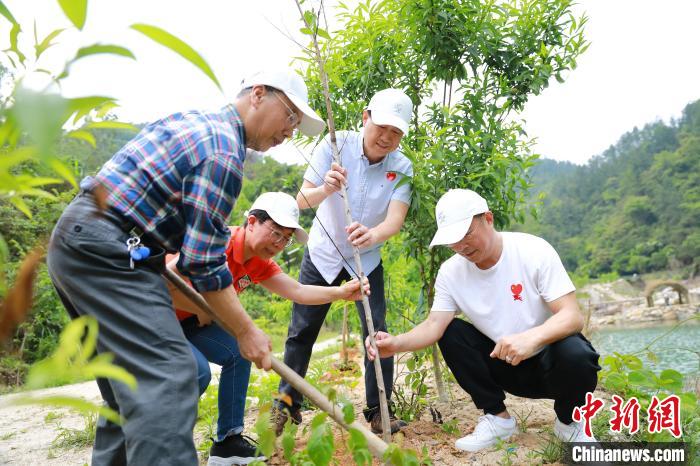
[278,248,392,421]
[438,319,600,424]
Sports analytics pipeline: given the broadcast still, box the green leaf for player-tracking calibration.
[75,43,135,60]
[347,429,371,466]
[35,28,66,59]
[627,370,656,388]
[57,0,88,30]
[308,415,333,466]
[657,369,683,392]
[253,406,275,458]
[48,158,77,187]
[622,355,643,370]
[310,412,328,429]
[95,101,118,118]
[12,395,122,424]
[342,402,355,424]
[9,197,31,217]
[603,372,627,391]
[300,27,314,36]
[86,360,137,390]
[281,424,297,460]
[66,96,117,124]
[22,177,63,188]
[85,121,139,132]
[7,22,25,65]
[11,87,68,156]
[0,146,37,171]
[303,10,316,28]
[130,23,222,91]
[316,28,331,40]
[67,129,96,147]
[0,1,17,24]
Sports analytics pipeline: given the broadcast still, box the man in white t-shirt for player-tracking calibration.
[366,189,601,452]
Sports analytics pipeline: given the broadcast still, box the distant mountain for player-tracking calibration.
[517,100,700,277]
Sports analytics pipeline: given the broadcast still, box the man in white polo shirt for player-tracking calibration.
[276,88,414,435]
[365,189,601,451]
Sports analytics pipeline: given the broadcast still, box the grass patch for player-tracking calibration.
[50,412,96,453]
[44,411,62,423]
[529,431,565,464]
[194,384,219,459]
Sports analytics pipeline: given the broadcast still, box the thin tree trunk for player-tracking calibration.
[293,0,392,442]
[431,344,447,402]
[342,302,349,366]
[426,274,448,401]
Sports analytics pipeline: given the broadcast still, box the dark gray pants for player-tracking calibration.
[46,193,199,465]
[278,249,393,421]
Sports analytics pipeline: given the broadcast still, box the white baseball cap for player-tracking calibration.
[240,70,325,137]
[429,189,489,249]
[366,88,412,134]
[247,192,309,244]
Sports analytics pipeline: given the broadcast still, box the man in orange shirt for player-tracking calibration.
[166,192,366,465]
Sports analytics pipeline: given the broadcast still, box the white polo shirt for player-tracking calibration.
[304,130,413,284]
[432,232,575,344]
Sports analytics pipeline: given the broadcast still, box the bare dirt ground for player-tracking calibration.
[0,344,570,466]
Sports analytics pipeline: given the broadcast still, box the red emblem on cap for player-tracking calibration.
[386,172,397,181]
[511,283,523,301]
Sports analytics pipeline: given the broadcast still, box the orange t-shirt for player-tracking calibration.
[173,226,282,321]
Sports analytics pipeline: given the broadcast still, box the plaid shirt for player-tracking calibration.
[81,105,246,292]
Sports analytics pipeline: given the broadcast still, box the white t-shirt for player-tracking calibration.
[432,232,575,344]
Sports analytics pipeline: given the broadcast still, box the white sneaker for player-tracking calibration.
[554,418,597,443]
[455,414,518,452]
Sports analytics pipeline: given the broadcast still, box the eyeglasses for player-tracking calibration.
[448,219,480,248]
[273,91,301,129]
[263,222,295,247]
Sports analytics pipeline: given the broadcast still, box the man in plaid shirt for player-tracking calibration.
[46,70,324,465]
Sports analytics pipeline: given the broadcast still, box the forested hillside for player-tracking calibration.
[518,100,700,278]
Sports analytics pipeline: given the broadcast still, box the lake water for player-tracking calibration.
[589,322,700,377]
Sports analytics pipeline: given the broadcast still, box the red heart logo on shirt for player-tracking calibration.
[386,172,397,181]
[511,283,523,302]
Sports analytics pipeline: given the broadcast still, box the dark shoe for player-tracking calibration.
[369,412,407,435]
[207,434,265,466]
[272,404,302,437]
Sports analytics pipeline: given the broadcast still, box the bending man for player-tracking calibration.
[167,192,367,465]
[47,70,324,465]
[366,189,600,452]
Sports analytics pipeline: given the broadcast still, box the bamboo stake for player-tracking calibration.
[292,0,393,441]
[342,302,349,366]
[162,268,389,458]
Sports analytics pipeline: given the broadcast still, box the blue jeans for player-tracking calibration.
[181,318,251,441]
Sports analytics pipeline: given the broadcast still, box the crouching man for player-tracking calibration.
[366,189,601,452]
